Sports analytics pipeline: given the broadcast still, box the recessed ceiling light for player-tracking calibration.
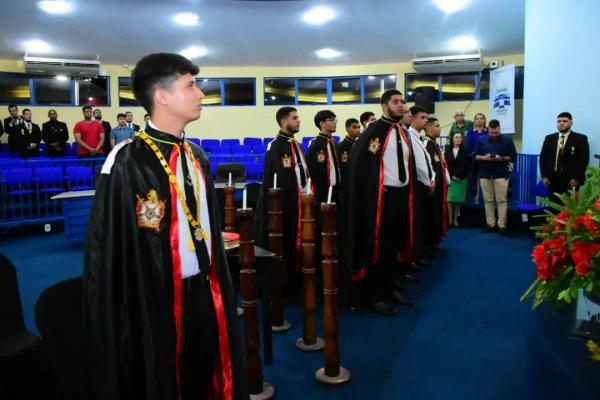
[302,6,336,25]
[315,48,341,59]
[173,12,199,26]
[448,35,478,51]
[179,46,208,59]
[88,97,94,101]
[55,75,68,81]
[38,1,73,15]
[368,75,376,80]
[270,96,276,100]
[433,0,470,14]
[23,39,51,53]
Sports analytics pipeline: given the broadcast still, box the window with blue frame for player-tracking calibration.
[265,74,396,106]
[77,77,109,106]
[196,78,255,106]
[0,73,31,104]
[34,76,72,105]
[264,78,295,105]
[118,77,138,107]
[405,66,524,103]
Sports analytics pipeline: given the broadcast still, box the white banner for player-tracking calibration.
[489,64,516,133]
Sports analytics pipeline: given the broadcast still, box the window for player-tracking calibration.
[364,75,396,104]
[224,78,255,106]
[264,78,295,105]
[0,73,31,104]
[34,76,72,105]
[77,77,109,106]
[298,79,328,104]
[118,77,138,107]
[332,77,361,104]
[441,73,477,101]
[405,74,439,102]
[197,79,222,106]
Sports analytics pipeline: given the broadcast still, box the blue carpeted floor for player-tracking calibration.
[2,228,599,399]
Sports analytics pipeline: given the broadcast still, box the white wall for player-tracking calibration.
[522,0,599,162]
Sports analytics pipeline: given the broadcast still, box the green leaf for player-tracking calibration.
[585,281,594,293]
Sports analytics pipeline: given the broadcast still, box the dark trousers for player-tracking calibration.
[548,172,575,205]
[367,186,408,302]
[180,273,219,399]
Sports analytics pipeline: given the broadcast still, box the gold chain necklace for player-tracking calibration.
[137,131,208,242]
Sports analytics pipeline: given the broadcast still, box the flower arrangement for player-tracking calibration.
[521,166,600,309]
[521,166,600,361]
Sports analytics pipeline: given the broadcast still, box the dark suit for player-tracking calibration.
[98,120,112,154]
[540,131,589,201]
[126,123,140,132]
[4,116,24,154]
[444,144,469,180]
[42,120,69,157]
[15,121,42,158]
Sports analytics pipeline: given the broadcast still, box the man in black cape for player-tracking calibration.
[253,106,309,285]
[423,117,449,248]
[345,90,416,316]
[83,53,247,400]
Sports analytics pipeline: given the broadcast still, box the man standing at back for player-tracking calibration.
[74,106,104,156]
[94,109,112,154]
[448,109,474,137]
[539,112,589,203]
[254,107,309,287]
[125,111,141,132]
[83,53,247,399]
[42,109,69,157]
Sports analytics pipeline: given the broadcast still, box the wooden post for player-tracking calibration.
[267,188,292,332]
[315,202,350,384]
[224,183,237,232]
[237,208,275,399]
[296,192,324,351]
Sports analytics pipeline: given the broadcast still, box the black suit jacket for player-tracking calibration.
[540,131,589,183]
[444,144,469,180]
[15,122,42,157]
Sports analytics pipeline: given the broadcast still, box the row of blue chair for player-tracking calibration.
[0,142,81,158]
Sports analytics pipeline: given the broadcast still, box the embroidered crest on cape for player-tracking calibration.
[282,154,292,168]
[368,137,381,154]
[341,151,349,163]
[317,150,326,163]
[136,189,166,232]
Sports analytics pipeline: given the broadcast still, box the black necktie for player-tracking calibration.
[179,144,211,275]
[396,127,407,182]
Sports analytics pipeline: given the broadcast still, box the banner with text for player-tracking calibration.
[489,64,516,133]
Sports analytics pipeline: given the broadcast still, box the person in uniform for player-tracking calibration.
[14,108,41,158]
[423,117,449,249]
[41,109,69,157]
[83,53,247,400]
[345,89,416,315]
[337,118,360,187]
[253,106,309,287]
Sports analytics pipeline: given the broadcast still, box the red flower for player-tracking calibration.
[555,211,571,223]
[533,244,553,281]
[575,212,599,236]
[533,237,568,281]
[571,241,600,276]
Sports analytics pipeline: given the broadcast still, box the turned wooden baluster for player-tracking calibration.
[224,183,237,232]
[267,188,292,332]
[296,192,324,351]
[315,202,350,384]
[237,208,275,399]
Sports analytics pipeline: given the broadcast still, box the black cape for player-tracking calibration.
[345,117,412,277]
[424,137,448,244]
[253,132,307,276]
[305,133,341,205]
[83,126,247,400]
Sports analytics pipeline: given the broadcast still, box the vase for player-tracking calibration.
[572,289,600,339]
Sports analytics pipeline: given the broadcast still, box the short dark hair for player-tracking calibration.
[409,105,428,116]
[345,118,360,128]
[488,119,501,129]
[314,110,336,128]
[132,53,200,114]
[117,113,126,120]
[557,112,572,120]
[22,108,31,114]
[275,107,297,127]
[380,89,402,105]
[427,117,438,125]
[144,113,150,118]
[8,104,17,110]
[125,111,132,116]
[82,105,92,112]
[359,111,375,127]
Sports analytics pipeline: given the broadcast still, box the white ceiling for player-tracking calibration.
[0,0,525,66]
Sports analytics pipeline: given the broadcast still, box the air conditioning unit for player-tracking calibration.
[412,53,484,74]
[24,55,101,77]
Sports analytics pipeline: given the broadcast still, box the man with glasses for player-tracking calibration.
[448,109,473,137]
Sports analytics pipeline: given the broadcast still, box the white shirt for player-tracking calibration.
[408,127,436,186]
[326,139,337,186]
[383,127,410,187]
[453,147,459,158]
[148,120,212,279]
